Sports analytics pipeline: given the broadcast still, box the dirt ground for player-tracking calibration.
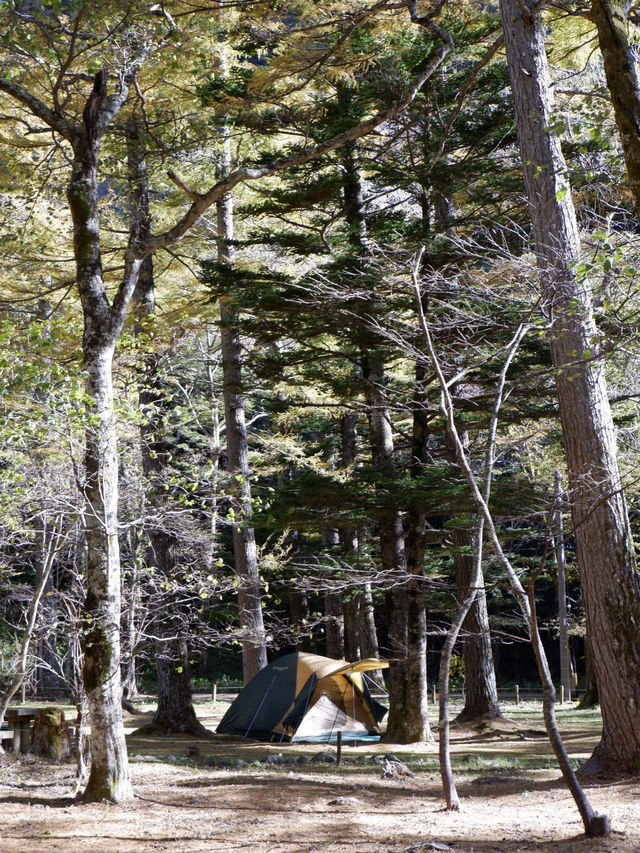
[0,698,638,853]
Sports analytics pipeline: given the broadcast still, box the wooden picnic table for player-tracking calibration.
[3,707,39,753]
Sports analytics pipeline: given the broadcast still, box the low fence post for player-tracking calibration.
[515,684,519,705]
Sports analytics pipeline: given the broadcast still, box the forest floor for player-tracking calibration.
[0,697,638,853]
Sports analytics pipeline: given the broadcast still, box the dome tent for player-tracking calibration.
[216,652,388,743]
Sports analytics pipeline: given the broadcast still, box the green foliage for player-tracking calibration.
[0,0,638,694]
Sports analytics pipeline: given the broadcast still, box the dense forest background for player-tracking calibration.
[1,0,640,807]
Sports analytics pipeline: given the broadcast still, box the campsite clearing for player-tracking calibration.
[0,698,638,852]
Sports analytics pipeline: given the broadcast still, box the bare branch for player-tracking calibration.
[0,76,77,142]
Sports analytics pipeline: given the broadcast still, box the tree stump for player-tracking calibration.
[29,707,71,761]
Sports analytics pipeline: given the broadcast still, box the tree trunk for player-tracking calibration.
[358,583,380,659]
[339,102,427,740]
[579,635,600,709]
[404,362,433,739]
[363,353,415,742]
[500,0,640,774]
[555,472,572,703]
[121,547,140,701]
[448,501,500,722]
[437,514,485,810]
[79,335,131,801]
[216,148,267,683]
[126,117,205,736]
[289,587,313,652]
[590,0,640,218]
[204,327,223,564]
[325,590,345,659]
[152,638,206,735]
[67,72,143,803]
[338,411,361,661]
[444,421,500,723]
[321,527,345,659]
[343,595,361,661]
[452,534,501,724]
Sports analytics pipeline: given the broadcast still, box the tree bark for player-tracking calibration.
[446,429,500,723]
[324,590,345,659]
[343,595,361,661]
[216,143,267,683]
[121,547,140,701]
[338,411,361,661]
[404,362,433,739]
[579,635,600,708]
[500,0,640,775]
[334,406,379,673]
[289,587,313,652]
[363,352,416,741]
[451,528,501,723]
[78,338,131,802]
[151,638,207,735]
[358,583,380,659]
[321,527,345,659]
[590,0,640,218]
[554,472,572,703]
[68,76,138,799]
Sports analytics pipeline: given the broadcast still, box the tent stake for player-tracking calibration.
[336,731,342,765]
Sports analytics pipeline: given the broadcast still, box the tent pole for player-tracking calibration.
[363,670,388,698]
[352,680,356,746]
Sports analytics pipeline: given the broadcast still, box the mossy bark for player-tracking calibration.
[67,73,139,803]
[591,0,640,218]
[29,708,71,761]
